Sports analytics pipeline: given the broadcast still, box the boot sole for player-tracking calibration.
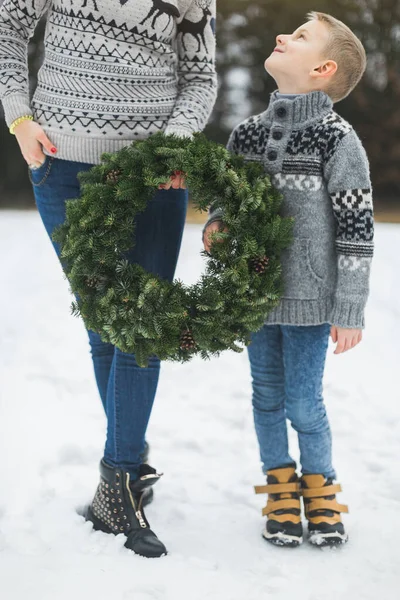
[262,529,303,547]
[308,531,349,547]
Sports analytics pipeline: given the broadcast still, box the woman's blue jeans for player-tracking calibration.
[247,323,336,479]
[30,156,188,480]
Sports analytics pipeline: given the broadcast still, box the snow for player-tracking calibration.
[0,210,399,600]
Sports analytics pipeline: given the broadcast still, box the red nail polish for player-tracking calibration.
[51,147,57,153]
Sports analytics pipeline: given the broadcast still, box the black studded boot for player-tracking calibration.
[86,460,167,558]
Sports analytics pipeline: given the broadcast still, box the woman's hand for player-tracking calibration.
[158,170,186,190]
[330,326,362,354]
[13,119,57,168]
[203,220,228,253]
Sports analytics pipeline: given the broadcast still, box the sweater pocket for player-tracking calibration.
[281,238,325,300]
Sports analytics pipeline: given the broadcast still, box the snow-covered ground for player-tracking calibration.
[0,211,399,600]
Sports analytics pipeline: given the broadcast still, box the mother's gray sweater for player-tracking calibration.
[205,91,374,329]
[0,0,217,163]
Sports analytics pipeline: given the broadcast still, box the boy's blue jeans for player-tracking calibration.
[30,156,188,480]
[247,323,336,479]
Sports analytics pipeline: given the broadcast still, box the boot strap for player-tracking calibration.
[302,483,342,498]
[254,482,300,495]
[305,497,349,514]
[263,498,301,516]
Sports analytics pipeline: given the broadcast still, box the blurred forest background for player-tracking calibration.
[0,0,399,220]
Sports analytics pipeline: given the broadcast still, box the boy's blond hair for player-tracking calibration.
[307,11,367,102]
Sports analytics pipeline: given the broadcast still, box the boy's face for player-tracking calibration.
[264,19,332,92]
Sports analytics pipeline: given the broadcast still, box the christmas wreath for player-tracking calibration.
[53,133,293,366]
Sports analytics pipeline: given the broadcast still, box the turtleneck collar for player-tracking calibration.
[275,92,300,100]
[260,90,333,129]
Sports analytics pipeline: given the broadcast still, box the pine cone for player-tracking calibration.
[179,329,196,351]
[250,255,270,274]
[86,276,98,288]
[106,169,122,184]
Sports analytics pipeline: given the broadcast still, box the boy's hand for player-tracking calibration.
[159,170,186,190]
[330,325,362,354]
[203,220,227,253]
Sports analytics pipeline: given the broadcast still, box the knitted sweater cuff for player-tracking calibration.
[163,124,194,139]
[2,93,32,128]
[330,299,365,329]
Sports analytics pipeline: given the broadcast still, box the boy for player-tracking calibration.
[203,12,374,547]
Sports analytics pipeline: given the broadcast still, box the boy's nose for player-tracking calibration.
[276,34,285,46]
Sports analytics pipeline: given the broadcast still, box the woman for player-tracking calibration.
[0,0,217,558]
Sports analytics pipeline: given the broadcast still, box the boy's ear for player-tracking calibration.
[310,60,338,80]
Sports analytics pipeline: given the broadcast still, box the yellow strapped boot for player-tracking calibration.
[254,466,302,547]
[301,474,349,546]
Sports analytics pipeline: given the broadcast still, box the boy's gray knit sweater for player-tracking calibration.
[205,91,374,329]
[0,0,217,163]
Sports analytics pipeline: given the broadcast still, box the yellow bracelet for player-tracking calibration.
[9,114,34,135]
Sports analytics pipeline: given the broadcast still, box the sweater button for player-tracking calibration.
[272,130,283,140]
[267,150,278,161]
[276,107,287,118]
